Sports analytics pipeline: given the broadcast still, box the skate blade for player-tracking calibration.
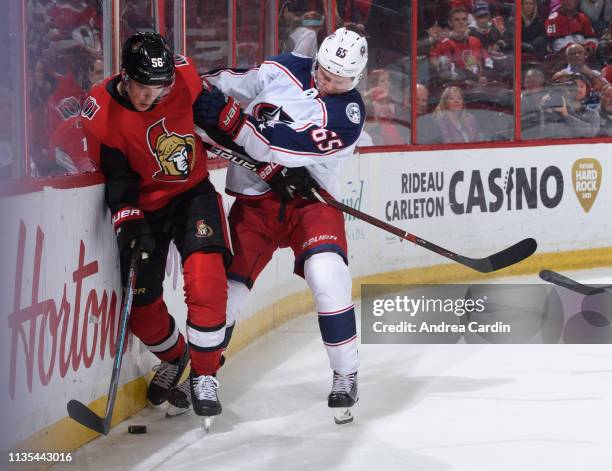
[200,416,215,433]
[166,404,191,417]
[332,407,354,425]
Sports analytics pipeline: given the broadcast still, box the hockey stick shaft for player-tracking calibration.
[67,252,139,435]
[539,270,612,295]
[205,143,537,273]
[311,190,535,272]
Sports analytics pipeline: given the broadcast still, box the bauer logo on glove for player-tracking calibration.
[193,85,246,138]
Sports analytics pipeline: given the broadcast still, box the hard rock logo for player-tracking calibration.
[195,219,213,238]
[147,118,196,181]
[572,158,602,213]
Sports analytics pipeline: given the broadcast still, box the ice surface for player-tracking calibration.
[53,269,612,471]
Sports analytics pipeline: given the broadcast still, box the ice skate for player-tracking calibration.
[328,371,358,425]
[147,346,189,406]
[190,372,222,433]
[166,378,191,417]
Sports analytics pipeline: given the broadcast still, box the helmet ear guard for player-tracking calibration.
[314,27,368,90]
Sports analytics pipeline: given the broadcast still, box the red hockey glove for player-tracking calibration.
[193,86,246,138]
[112,207,155,261]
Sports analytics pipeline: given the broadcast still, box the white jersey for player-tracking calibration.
[202,53,366,199]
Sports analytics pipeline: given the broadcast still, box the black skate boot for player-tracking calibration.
[166,354,226,416]
[147,346,189,406]
[166,378,191,417]
[190,372,222,432]
[328,371,358,425]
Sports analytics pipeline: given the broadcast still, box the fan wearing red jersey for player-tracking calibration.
[81,32,231,421]
[430,7,493,84]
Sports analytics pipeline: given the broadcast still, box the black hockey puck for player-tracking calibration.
[128,425,147,434]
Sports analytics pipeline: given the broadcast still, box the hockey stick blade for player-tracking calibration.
[203,143,538,273]
[457,237,538,273]
[317,192,537,273]
[66,252,139,436]
[539,270,612,295]
[67,399,109,435]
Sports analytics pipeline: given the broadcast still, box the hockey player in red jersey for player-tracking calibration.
[81,32,231,422]
[169,25,368,425]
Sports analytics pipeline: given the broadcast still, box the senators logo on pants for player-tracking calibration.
[196,219,214,238]
[147,118,197,181]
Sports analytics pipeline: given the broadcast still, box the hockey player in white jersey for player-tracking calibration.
[168,25,368,425]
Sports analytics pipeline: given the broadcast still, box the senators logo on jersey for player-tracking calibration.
[146,118,196,182]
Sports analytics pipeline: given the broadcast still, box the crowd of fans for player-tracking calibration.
[18,0,612,179]
[357,0,612,145]
[518,0,612,139]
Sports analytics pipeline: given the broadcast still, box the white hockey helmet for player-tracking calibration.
[314,27,368,90]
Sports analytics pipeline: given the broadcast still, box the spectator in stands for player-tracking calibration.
[417,2,451,85]
[597,17,612,67]
[522,0,548,59]
[545,0,599,53]
[579,0,611,35]
[400,82,432,119]
[367,68,392,94]
[433,85,481,142]
[414,83,443,143]
[470,2,513,79]
[598,83,612,135]
[365,86,410,145]
[470,3,509,51]
[282,10,325,57]
[367,67,408,115]
[521,68,548,137]
[416,83,430,116]
[431,7,492,84]
[29,54,85,176]
[552,43,609,90]
[86,57,104,89]
[541,73,601,137]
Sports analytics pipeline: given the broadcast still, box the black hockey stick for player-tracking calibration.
[205,143,537,273]
[539,270,612,295]
[67,251,140,435]
[312,191,536,273]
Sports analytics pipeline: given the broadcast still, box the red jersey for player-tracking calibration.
[431,36,489,70]
[49,115,96,174]
[29,72,84,162]
[545,10,596,39]
[82,55,207,212]
[544,10,597,52]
